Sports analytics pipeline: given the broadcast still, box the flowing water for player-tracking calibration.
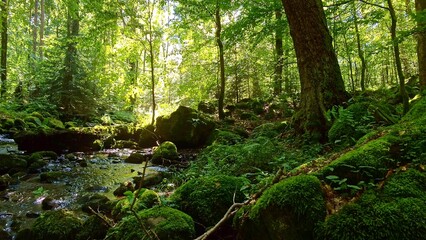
[0,135,165,239]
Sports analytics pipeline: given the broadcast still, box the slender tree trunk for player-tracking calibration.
[40,0,44,59]
[387,0,409,114]
[273,9,284,96]
[33,0,38,53]
[416,0,426,91]
[343,33,355,92]
[1,0,8,98]
[215,3,226,119]
[282,0,350,141]
[352,2,366,91]
[148,0,156,125]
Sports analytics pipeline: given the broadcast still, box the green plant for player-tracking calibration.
[33,187,49,197]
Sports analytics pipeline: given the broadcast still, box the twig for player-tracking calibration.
[88,206,114,228]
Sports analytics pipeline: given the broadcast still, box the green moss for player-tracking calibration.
[152,141,178,163]
[382,169,426,199]
[24,116,42,126]
[30,112,45,122]
[0,154,28,174]
[40,171,72,183]
[47,118,65,129]
[317,197,426,240]
[170,175,248,227]
[76,215,109,240]
[125,153,146,164]
[107,206,195,240]
[32,210,82,240]
[139,189,161,208]
[14,118,27,130]
[320,134,398,183]
[207,129,243,145]
[239,175,325,240]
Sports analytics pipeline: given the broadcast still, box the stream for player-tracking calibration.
[0,134,170,239]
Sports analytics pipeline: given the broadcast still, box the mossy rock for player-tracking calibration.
[80,193,113,214]
[28,151,58,164]
[236,175,326,240]
[317,196,426,240]
[198,101,216,114]
[0,173,12,191]
[0,154,28,174]
[2,118,15,130]
[107,206,195,240]
[137,124,157,148]
[151,141,179,165]
[207,129,243,145]
[133,171,164,188]
[76,215,110,240]
[28,159,48,173]
[112,189,161,219]
[125,152,146,164]
[24,116,42,126]
[382,169,426,199]
[46,118,65,129]
[31,210,83,240]
[40,171,72,183]
[14,118,27,130]
[155,106,216,148]
[114,140,138,149]
[30,112,45,122]
[170,175,248,227]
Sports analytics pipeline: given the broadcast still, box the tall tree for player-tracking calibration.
[387,0,409,114]
[281,0,349,141]
[351,1,367,91]
[273,4,284,96]
[0,0,7,98]
[416,0,426,91]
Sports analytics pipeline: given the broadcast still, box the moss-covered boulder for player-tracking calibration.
[0,173,12,191]
[107,206,195,240]
[125,152,146,164]
[76,215,110,240]
[170,175,248,227]
[137,124,158,148]
[40,171,72,183]
[80,193,113,214]
[155,106,215,148]
[317,194,426,240]
[198,101,216,114]
[31,210,82,240]
[112,189,161,219]
[0,154,28,174]
[133,171,165,188]
[46,118,65,129]
[151,141,179,165]
[236,175,326,240]
[28,151,58,165]
[14,129,100,153]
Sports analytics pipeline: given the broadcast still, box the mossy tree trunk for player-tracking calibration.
[416,0,426,91]
[281,0,349,141]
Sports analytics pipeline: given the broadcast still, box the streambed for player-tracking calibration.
[0,135,171,239]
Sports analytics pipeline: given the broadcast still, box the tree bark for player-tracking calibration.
[416,0,426,91]
[215,3,226,120]
[273,8,284,96]
[281,0,349,141]
[148,1,156,125]
[33,0,38,54]
[1,0,8,98]
[387,0,409,114]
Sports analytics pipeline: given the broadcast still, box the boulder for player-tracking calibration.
[76,215,110,240]
[31,210,82,240]
[235,175,326,240]
[0,154,28,174]
[151,141,179,165]
[155,106,215,148]
[14,129,100,153]
[125,153,146,164]
[106,206,195,240]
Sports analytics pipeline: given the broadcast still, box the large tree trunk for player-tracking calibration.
[215,4,226,120]
[273,8,284,96]
[387,0,409,114]
[1,0,8,98]
[281,0,349,141]
[416,0,426,91]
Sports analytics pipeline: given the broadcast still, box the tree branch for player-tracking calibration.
[358,0,389,10]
